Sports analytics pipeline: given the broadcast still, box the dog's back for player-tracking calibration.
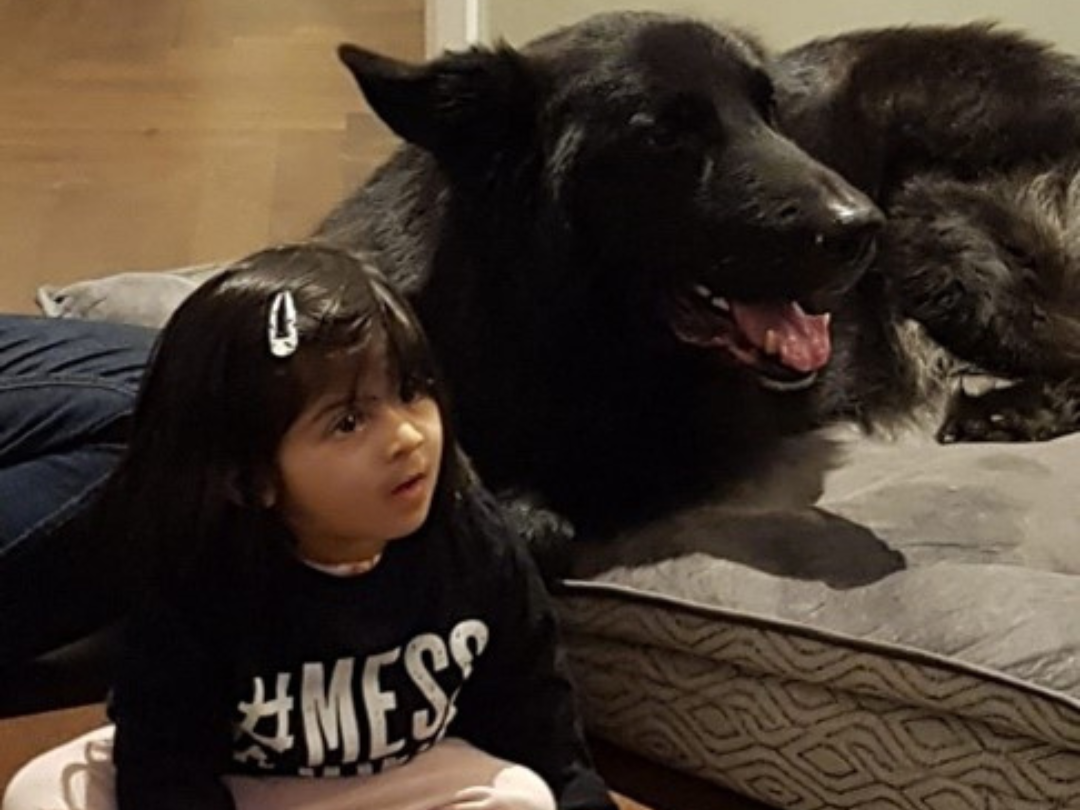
[777,23,1080,198]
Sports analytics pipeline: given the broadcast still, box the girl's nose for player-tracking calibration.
[388,411,425,457]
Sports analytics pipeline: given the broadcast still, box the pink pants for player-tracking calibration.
[2,726,556,810]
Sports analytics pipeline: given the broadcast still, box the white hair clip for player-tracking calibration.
[268,290,299,358]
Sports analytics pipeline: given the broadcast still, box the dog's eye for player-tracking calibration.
[629,111,682,150]
[631,97,713,150]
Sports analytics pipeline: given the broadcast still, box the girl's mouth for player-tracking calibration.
[391,472,426,497]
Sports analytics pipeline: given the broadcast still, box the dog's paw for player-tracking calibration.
[937,407,1051,443]
[773,508,906,589]
[938,381,1079,443]
[571,506,905,589]
[498,493,577,583]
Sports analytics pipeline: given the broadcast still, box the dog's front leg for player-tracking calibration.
[568,504,905,590]
[497,490,579,583]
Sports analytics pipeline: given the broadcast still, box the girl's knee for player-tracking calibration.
[490,763,557,810]
[441,762,556,810]
[2,726,116,810]
[3,755,55,810]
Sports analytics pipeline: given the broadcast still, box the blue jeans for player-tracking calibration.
[0,315,154,665]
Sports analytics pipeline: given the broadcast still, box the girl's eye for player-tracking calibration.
[333,409,365,435]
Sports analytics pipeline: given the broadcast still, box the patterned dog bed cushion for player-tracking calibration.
[556,428,1080,810]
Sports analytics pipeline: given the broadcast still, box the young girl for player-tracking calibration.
[3,244,617,810]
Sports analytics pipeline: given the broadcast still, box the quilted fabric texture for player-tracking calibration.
[556,429,1080,809]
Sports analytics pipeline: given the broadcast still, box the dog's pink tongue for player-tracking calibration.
[730,301,832,372]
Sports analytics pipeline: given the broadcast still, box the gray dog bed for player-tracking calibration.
[39,268,1080,809]
[557,428,1080,810]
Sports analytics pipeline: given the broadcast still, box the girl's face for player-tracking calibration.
[270,355,444,565]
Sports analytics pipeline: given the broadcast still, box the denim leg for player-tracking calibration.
[0,316,154,666]
[0,315,154,551]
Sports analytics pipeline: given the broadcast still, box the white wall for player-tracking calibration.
[425,0,485,56]
[480,0,1080,54]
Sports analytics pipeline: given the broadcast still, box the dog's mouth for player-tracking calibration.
[669,284,831,392]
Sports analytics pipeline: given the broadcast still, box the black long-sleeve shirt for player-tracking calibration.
[109,507,615,810]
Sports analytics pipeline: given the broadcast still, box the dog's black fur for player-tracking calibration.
[316,14,1080,581]
[827,164,1080,442]
[775,25,1080,441]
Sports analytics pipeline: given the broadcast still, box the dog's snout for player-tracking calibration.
[732,131,884,281]
[816,193,883,265]
[828,196,885,234]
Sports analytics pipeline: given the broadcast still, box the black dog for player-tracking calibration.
[316,14,1080,582]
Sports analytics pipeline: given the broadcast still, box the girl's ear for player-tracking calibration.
[225,471,277,509]
[258,482,277,510]
[224,471,246,507]
[337,42,537,163]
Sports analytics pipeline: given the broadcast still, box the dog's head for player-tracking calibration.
[339,13,883,392]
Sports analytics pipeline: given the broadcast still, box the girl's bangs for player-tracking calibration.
[286,277,435,406]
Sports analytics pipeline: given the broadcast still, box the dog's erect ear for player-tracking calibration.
[337,43,536,158]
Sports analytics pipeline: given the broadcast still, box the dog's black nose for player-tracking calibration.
[817,197,884,267]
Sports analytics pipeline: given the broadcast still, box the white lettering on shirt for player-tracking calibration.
[301,659,360,768]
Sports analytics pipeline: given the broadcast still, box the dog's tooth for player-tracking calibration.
[759,371,818,393]
[710,296,730,312]
[764,329,781,355]
[692,283,712,299]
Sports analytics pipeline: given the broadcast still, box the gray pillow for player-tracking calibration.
[37,263,225,328]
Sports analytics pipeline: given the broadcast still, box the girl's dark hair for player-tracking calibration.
[99,243,472,592]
